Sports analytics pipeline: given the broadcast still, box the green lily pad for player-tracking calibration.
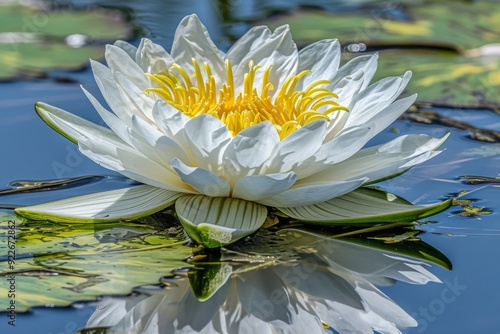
[0,213,191,312]
[373,49,500,110]
[278,187,451,224]
[0,2,132,80]
[259,2,500,109]
[262,3,500,51]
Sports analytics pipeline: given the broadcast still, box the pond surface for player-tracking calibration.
[0,0,499,333]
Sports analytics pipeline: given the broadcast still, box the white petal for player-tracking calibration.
[176,195,267,248]
[152,100,190,144]
[135,38,174,73]
[114,72,155,121]
[232,172,297,201]
[113,40,137,59]
[225,25,272,66]
[300,134,446,185]
[183,115,231,172]
[78,137,193,193]
[346,72,413,129]
[232,25,298,95]
[170,158,230,197]
[90,60,134,126]
[330,53,378,91]
[171,14,225,83]
[81,86,135,146]
[293,124,376,179]
[324,69,366,141]
[35,102,122,146]
[354,94,417,137]
[15,185,181,223]
[256,178,367,207]
[131,115,189,164]
[330,69,365,111]
[81,87,186,169]
[222,121,279,181]
[296,39,341,88]
[105,44,149,90]
[264,120,327,174]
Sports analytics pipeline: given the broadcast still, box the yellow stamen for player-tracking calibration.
[145,58,348,139]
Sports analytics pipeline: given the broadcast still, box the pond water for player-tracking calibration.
[1,0,499,333]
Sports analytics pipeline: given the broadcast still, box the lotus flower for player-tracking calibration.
[16,14,450,247]
[83,232,442,333]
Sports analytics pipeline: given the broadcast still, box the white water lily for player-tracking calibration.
[16,14,450,247]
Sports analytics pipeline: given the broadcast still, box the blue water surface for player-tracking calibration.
[1,0,499,333]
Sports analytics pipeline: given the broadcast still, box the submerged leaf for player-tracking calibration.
[0,2,132,80]
[259,3,500,109]
[0,214,191,312]
[261,3,500,52]
[374,49,500,110]
[400,108,500,143]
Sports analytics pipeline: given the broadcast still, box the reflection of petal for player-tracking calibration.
[84,231,443,334]
[237,270,295,325]
[314,237,441,285]
[272,261,364,310]
[176,283,230,332]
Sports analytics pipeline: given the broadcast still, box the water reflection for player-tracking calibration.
[82,230,443,333]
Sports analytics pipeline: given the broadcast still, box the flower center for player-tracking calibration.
[145,59,348,139]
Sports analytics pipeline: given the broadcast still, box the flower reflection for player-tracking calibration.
[83,231,442,334]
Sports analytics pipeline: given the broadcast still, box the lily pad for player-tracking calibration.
[278,187,451,224]
[261,3,500,51]
[259,2,500,109]
[0,213,191,312]
[373,49,500,111]
[0,2,132,80]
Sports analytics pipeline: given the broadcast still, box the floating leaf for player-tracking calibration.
[373,49,500,111]
[261,3,500,51]
[0,2,132,80]
[278,187,451,224]
[15,185,182,223]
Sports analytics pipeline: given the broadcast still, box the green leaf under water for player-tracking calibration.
[372,49,500,111]
[0,213,191,312]
[262,2,500,51]
[0,2,132,80]
[260,2,500,110]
